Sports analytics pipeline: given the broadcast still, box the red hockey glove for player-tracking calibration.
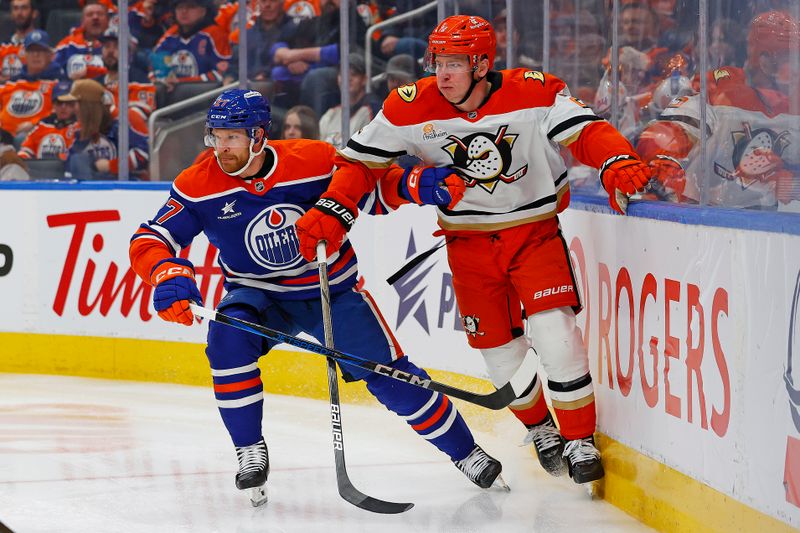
[151,258,203,326]
[599,155,653,214]
[400,166,465,209]
[647,155,687,203]
[295,192,357,262]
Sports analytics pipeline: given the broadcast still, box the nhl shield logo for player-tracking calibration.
[255,181,265,192]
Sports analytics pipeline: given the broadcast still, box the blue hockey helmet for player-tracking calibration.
[205,89,272,177]
[205,88,271,138]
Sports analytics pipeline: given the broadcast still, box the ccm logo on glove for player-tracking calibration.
[153,264,194,284]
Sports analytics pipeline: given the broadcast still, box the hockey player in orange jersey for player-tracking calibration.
[637,10,800,210]
[295,14,653,486]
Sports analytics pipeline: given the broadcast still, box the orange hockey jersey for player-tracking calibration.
[18,117,79,160]
[0,42,24,80]
[0,79,58,135]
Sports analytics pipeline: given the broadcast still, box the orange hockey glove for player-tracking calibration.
[599,155,652,214]
[151,258,203,326]
[647,155,687,203]
[295,192,357,262]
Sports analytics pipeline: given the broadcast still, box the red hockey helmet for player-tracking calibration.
[747,10,800,62]
[426,15,497,72]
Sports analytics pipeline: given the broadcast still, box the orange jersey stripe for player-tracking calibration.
[411,396,449,432]
[214,376,262,393]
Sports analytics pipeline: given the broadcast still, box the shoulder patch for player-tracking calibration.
[524,71,545,85]
[396,83,417,103]
[713,69,730,83]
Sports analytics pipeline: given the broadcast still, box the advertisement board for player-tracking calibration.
[1,187,798,526]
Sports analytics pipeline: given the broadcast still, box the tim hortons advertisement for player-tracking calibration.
[1,188,799,526]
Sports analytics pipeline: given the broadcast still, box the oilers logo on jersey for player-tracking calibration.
[713,122,792,189]
[8,89,43,117]
[442,125,529,193]
[38,133,67,158]
[1,54,22,78]
[245,204,304,269]
[171,50,199,78]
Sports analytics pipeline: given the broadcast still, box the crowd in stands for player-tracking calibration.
[0,0,795,213]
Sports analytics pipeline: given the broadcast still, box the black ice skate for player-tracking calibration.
[235,438,269,507]
[453,444,508,490]
[562,436,604,484]
[523,412,567,477]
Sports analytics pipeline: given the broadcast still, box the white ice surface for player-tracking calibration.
[0,374,651,533]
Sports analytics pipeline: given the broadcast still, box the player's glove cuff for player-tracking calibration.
[150,257,196,286]
[599,154,637,191]
[313,193,357,231]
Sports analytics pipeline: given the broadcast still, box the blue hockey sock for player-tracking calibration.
[364,357,475,461]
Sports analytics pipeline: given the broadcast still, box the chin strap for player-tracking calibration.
[453,70,485,106]
[216,137,267,177]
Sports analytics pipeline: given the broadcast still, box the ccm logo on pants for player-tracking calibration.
[533,285,574,300]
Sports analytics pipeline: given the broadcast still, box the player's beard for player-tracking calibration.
[217,150,249,174]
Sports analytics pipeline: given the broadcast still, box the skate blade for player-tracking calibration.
[582,481,596,499]
[492,474,510,492]
[248,486,268,507]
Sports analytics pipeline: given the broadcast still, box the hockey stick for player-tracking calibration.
[316,241,414,514]
[189,304,537,410]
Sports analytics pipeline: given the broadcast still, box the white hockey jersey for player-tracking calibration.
[339,69,629,231]
[657,67,800,210]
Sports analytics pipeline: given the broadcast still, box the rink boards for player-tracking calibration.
[0,184,798,532]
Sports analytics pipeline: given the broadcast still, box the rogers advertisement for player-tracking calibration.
[0,187,798,528]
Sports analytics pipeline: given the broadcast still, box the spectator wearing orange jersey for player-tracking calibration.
[0,0,41,82]
[54,0,110,81]
[18,80,78,160]
[0,31,63,138]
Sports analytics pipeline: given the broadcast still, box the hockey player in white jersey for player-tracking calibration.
[637,10,800,210]
[294,15,653,486]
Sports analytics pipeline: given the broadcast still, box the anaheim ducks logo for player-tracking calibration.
[441,125,528,193]
[713,122,792,190]
[8,89,43,117]
[397,83,417,103]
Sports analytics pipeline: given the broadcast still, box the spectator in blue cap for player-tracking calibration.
[12,29,63,81]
